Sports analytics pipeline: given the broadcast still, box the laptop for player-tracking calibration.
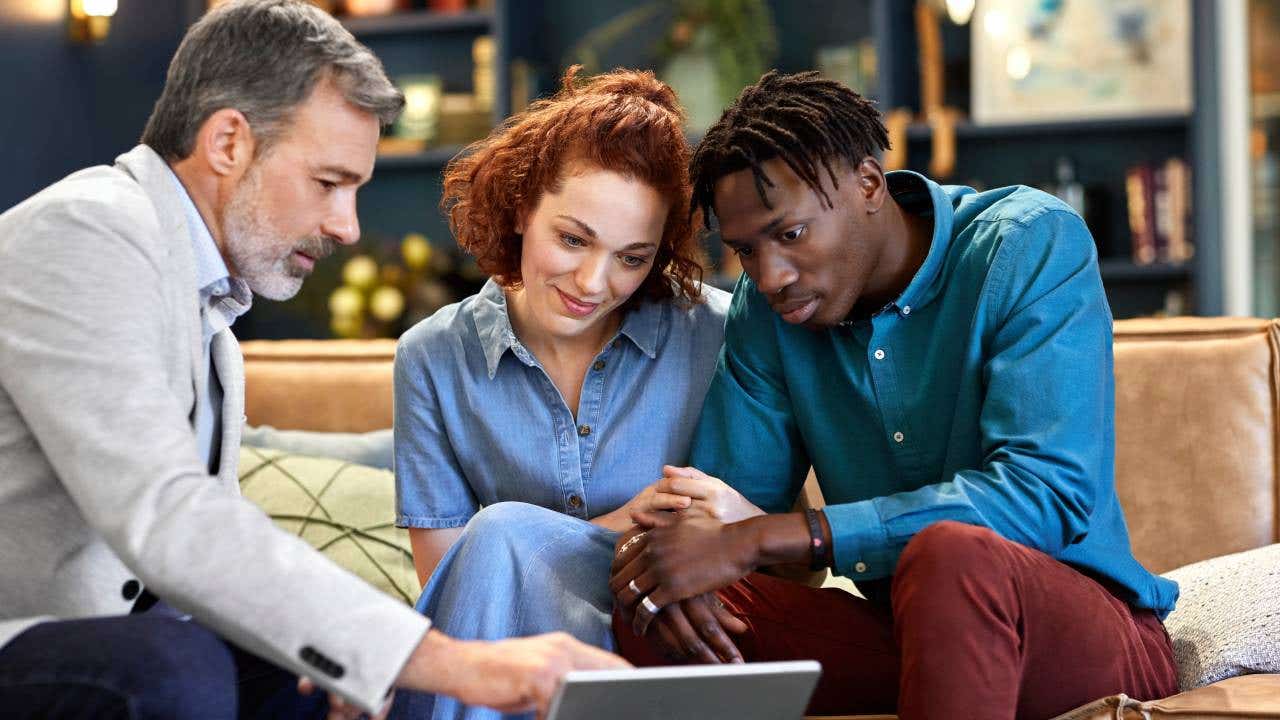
[545,660,822,720]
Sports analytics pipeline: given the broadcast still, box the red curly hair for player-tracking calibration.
[441,66,703,304]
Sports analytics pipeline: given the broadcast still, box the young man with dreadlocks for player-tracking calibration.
[607,71,1180,718]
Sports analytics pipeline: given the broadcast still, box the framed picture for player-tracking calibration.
[971,0,1192,125]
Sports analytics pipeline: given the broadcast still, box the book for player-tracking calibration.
[1126,164,1157,265]
[1126,159,1193,266]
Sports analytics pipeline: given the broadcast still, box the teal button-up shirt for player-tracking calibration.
[692,171,1178,617]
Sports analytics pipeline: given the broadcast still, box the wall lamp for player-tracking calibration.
[68,0,117,44]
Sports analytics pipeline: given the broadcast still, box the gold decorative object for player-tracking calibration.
[328,285,365,319]
[369,286,407,322]
[317,233,481,338]
[472,36,496,112]
[882,109,912,172]
[928,107,959,179]
[342,255,379,290]
[401,233,432,271]
[914,2,965,179]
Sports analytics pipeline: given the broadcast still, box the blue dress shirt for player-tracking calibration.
[394,279,730,529]
[166,166,251,473]
[691,170,1179,618]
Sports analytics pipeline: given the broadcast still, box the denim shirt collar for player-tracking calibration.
[472,278,664,379]
[885,170,959,314]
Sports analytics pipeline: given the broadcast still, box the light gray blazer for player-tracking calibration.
[0,146,429,710]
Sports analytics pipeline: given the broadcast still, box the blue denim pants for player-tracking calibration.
[0,604,328,719]
[391,502,619,720]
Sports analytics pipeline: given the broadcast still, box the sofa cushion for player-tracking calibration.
[1161,543,1280,690]
[237,446,418,604]
[1112,318,1280,574]
[242,425,394,471]
[242,339,397,432]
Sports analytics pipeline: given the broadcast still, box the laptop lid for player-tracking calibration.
[545,660,822,720]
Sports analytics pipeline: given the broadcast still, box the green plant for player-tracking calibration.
[565,0,777,110]
[661,0,777,108]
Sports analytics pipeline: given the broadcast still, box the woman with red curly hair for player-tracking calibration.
[390,68,735,718]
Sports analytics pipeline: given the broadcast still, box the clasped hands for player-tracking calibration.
[609,465,765,664]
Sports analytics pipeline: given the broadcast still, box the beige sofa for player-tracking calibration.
[241,317,1280,719]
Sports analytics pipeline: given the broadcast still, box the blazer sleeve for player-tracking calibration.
[0,190,429,711]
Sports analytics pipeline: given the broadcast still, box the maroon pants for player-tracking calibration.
[612,521,1177,720]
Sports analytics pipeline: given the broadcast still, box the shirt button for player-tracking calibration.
[873,349,886,360]
[568,494,583,508]
[592,360,606,371]
[855,561,868,573]
[901,305,912,315]
[893,431,905,443]
[578,424,592,437]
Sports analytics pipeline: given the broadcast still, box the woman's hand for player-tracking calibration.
[592,480,694,532]
[656,466,765,524]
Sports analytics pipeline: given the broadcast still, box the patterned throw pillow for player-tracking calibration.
[1162,543,1280,690]
[237,446,419,605]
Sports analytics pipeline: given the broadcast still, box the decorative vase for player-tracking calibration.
[661,26,722,134]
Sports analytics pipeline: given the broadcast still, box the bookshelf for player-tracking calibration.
[215,0,1220,338]
[903,115,1192,142]
[876,0,1204,319]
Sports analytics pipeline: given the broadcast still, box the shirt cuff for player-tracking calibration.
[823,499,893,580]
[395,512,473,529]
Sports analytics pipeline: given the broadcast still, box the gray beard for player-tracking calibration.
[221,173,335,301]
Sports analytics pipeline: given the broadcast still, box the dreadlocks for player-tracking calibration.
[689,70,890,228]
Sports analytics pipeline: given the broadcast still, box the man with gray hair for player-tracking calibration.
[0,1,625,718]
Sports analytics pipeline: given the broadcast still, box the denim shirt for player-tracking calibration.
[394,279,730,529]
[692,171,1179,618]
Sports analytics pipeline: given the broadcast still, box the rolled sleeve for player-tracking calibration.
[393,338,479,529]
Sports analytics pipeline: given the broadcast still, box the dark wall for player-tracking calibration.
[0,0,193,212]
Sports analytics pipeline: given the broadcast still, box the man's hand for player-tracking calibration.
[623,593,748,663]
[297,677,393,720]
[656,466,765,524]
[610,511,759,635]
[610,518,748,663]
[398,630,629,719]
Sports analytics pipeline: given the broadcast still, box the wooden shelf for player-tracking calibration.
[1098,259,1192,283]
[376,145,465,170]
[905,114,1191,142]
[340,10,492,37]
